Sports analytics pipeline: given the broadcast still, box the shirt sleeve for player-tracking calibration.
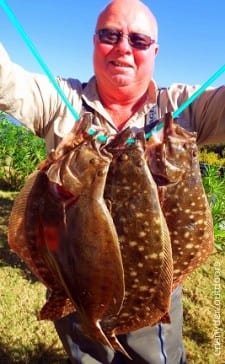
[158,83,225,146]
[0,43,82,139]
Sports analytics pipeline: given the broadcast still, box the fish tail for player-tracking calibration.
[83,320,115,352]
[108,334,132,360]
[83,321,131,358]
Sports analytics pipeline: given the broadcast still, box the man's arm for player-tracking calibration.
[0,43,82,139]
[159,83,225,146]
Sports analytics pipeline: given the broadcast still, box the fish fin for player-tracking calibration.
[106,127,132,151]
[82,320,115,353]
[39,293,75,321]
[83,321,131,358]
[160,312,171,324]
[108,334,132,360]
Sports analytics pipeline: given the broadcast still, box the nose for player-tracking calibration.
[115,34,132,52]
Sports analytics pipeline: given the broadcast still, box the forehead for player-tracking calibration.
[96,3,155,36]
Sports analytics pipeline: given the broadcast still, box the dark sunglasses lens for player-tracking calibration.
[98,29,120,44]
[97,29,154,50]
[129,33,153,49]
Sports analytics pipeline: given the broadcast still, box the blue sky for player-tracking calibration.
[0,0,225,90]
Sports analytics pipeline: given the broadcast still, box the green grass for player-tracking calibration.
[0,192,67,364]
[182,255,225,363]
[0,191,224,364]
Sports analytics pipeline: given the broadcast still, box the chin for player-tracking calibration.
[110,76,132,87]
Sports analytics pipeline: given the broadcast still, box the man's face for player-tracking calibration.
[93,1,159,92]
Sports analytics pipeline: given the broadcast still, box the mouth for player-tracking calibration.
[110,61,132,68]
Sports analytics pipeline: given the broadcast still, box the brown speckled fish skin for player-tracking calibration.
[8,170,75,320]
[146,113,214,289]
[44,137,125,350]
[102,130,173,347]
[9,110,214,356]
[7,115,96,321]
[9,113,125,351]
[146,114,189,186]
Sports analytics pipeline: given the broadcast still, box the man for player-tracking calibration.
[0,0,225,363]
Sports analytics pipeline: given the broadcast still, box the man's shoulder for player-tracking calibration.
[56,76,83,91]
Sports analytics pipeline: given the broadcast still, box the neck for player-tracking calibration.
[98,82,147,106]
[100,91,148,130]
[95,79,156,130]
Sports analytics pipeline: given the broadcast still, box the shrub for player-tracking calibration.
[202,165,225,252]
[199,143,225,157]
[198,149,225,166]
[0,114,46,190]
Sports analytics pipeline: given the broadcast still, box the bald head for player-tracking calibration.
[93,0,159,104]
[96,0,158,42]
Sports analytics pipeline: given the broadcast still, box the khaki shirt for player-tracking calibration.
[0,43,225,153]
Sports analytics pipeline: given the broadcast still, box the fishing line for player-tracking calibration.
[1,0,225,143]
[0,0,80,122]
[173,63,225,118]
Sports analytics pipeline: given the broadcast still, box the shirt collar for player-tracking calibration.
[81,76,158,131]
[83,76,157,109]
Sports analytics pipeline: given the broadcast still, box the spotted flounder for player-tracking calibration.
[102,129,173,350]
[146,113,214,288]
[8,113,125,350]
[8,169,75,320]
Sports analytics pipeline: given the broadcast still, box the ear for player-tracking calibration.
[93,34,97,46]
[154,44,159,56]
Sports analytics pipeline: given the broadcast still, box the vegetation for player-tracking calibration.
[199,150,225,166]
[0,114,46,190]
[202,165,225,252]
[0,114,224,363]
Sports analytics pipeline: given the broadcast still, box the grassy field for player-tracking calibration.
[0,191,224,364]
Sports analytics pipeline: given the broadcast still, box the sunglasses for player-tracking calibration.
[95,28,155,50]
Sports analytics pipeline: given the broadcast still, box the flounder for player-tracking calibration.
[8,113,125,350]
[102,129,173,351]
[146,113,214,288]
[9,110,213,357]
[8,169,75,319]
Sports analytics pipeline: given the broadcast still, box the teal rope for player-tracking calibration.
[173,63,225,118]
[0,0,80,122]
